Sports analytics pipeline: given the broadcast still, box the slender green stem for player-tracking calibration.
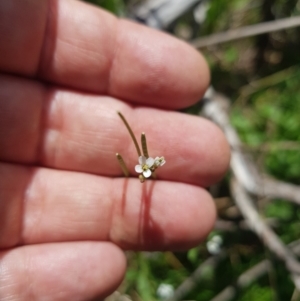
[141,132,149,158]
[116,153,129,177]
[117,112,141,157]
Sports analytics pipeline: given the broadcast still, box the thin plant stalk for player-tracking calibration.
[141,132,149,158]
[117,111,141,156]
[116,153,129,177]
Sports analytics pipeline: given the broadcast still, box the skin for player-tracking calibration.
[0,0,230,300]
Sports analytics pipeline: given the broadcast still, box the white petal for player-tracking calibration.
[154,156,165,167]
[139,156,146,165]
[143,169,152,178]
[146,157,154,167]
[135,165,143,173]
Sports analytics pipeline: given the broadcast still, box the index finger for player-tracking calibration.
[0,0,209,108]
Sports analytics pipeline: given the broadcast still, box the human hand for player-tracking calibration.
[0,0,230,300]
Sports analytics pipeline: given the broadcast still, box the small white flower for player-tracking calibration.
[135,156,155,178]
[206,235,223,255]
[154,156,166,167]
[157,283,174,300]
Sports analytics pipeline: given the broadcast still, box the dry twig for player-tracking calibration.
[231,177,300,289]
[237,65,299,102]
[166,251,227,301]
[210,260,271,301]
[192,16,300,48]
[202,91,300,205]
[130,0,201,29]
[201,90,300,292]
[210,239,300,301]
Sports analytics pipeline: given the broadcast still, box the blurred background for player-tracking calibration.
[84,1,300,300]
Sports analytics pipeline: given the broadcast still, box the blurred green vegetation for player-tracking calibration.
[231,70,300,184]
[84,0,300,300]
[83,0,125,15]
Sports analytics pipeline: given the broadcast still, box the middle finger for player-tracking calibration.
[0,75,229,186]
